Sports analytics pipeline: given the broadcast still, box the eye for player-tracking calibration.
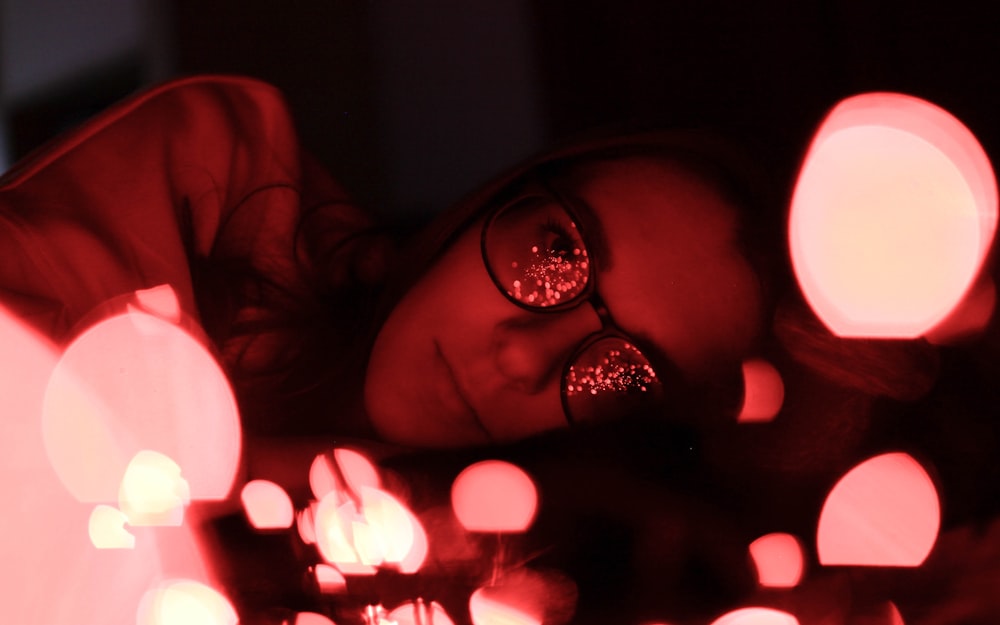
[536,218,583,258]
[484,198,592,308]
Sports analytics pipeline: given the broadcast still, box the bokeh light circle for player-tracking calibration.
[789,92,997,338]
[42,292,241,503]
[817,452,940,566]
[451,460,538,532]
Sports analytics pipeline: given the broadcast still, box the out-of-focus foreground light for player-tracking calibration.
[309,448,382,501]
[0,303,201,623]
[89,504,135,549]
[241,479,294,530]
[748,532,804,588]
[359,485,427,571]
[314,493,377,575]
[314,480,427,575]
[42,293,241,503]
[335,448,382,493]
[887,601,906,625]
[817,452,939,566]
[137,579,238,625]
[312,563,347,594]
[737,358,784,423]
[298,502,319,544]
[925,276,996,344]
[451,460,538,532]
[789,92,997,338]
[2,294,231,623]
[290,612,337,625]
[119,449,191,526]
[469,568,576,625]
[708,607,799,625]
[469,586,542,625]
[389,599,456,625]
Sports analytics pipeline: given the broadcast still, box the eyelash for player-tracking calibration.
[539,218,583,255]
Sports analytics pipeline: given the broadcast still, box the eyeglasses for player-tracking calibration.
[480,185,666,425]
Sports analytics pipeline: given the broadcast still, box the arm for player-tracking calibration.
[0,75,373,368]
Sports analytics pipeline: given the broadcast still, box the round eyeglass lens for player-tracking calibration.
[564,337,663,424]
[484,197,591,308]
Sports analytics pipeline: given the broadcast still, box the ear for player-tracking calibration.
[787,92,997,340]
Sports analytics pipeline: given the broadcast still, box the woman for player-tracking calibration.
[365,138,769,448]
[0,74,775,621]
[8,75,992,625]
[0,74,768,446]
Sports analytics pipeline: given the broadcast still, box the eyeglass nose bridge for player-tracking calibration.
[481,190,664,425]
[560,293,665,427]
[586,293,615,329]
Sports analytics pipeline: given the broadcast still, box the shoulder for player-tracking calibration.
[1,75,293,188]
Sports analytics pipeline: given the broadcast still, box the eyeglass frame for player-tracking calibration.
[478,176,678,426]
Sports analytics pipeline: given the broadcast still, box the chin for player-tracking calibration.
[363,388,462,448]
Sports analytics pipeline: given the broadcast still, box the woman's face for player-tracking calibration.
[364,156,763,447]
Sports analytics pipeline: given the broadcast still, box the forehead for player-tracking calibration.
[568,156,762,377]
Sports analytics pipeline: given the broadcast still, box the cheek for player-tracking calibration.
[606,240,762,377]
[362,226,503,440]
[399,232,502,333]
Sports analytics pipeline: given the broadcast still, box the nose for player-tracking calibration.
[492,304,603,393]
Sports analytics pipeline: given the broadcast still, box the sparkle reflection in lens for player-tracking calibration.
[507,245,589,307]
[564,340,661,424]
[566,342,656,396]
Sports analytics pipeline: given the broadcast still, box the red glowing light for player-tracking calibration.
[313,484,426,575]
[89,504,136,549]
[1,303,207,623]
[312,564,347,594]
[119,450,191,526]
[335,448,382,494]
[883,601,906,625]
[314,493,376,574]
[925,276,996,344]
[310,448,382,502]
[469,586,543,625]
[748,532,804,588]
[241,479,294,530]
[817,452,940,566]
[451,460,538,532]
[297,502,319,544]
[291,612,337,625]
[397,507,429,574]
[737,359,784,423]
[359,486,416,565]
[309,454,340,500]
[42,302,241,503]
[708,607,799,625]
[789,92,997,338]
[136,579,238,625]
[131,284,183,324]
[468,568,576,625]
[388,599,456,625]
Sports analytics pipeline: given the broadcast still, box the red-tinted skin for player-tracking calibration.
[365,156,763,447]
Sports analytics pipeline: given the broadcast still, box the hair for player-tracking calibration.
[373,127,784,338]
[226,127,785,441]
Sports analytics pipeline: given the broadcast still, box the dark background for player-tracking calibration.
[4,1,999,222]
